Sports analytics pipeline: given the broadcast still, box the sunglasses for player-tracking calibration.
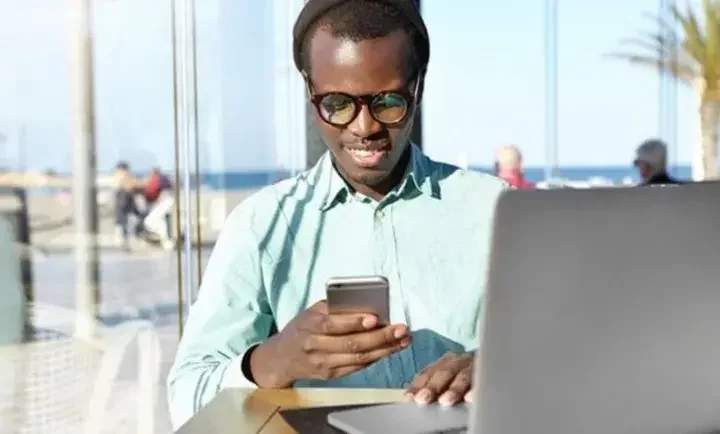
[308,77,421,127]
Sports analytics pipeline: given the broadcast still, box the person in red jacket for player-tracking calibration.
[494,144,534,189]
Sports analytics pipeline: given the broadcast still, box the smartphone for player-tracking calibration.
[326,275,390,324]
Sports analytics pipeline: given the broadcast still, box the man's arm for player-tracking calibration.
[166,200,274,430]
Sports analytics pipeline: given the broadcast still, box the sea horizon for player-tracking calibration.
[19,164,692,192]
[196,164,692,190]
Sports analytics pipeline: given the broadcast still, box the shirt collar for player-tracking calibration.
[317,143,439,211]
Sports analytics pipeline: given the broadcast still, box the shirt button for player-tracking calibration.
[375,210,385,219]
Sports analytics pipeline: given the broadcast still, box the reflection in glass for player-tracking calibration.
[1,1,185,431]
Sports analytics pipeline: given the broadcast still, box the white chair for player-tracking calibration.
[0,303,162,434]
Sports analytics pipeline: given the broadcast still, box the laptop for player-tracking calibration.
[328,183,720,434]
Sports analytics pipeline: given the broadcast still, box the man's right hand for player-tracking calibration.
[249,300,410,388]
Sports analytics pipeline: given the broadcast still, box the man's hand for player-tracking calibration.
[250,300,410,388]
[405,351,474,406]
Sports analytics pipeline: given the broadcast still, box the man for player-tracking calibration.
[633,138,683,185]
[113,161,145,249]
[167,0,506,428]
[494,144,534,189]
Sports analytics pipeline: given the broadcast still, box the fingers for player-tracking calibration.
[311,339,410,372]
[464,388,474,403]
[299,333,410,382]
[302,339,409,381]
[409,367,456,405]
[405,367,433,398]
[303,308,378,335]
[405,353,456,396]
[405,352,473,405]
[438,366,472,406]
[305,324,409,353]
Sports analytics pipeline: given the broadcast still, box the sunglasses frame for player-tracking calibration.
[306,76,421,128]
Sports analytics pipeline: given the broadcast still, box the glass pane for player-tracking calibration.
[423,0,698,187]
[0,1,181,431]
[556,0,652,185]
[187,0,307,294]
[422,0,546,181]
[555,0,696,185]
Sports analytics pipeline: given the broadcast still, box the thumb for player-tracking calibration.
[309,299,328,314]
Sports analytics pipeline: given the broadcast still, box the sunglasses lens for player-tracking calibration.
[319,94,356,125]
[371,92,408,124]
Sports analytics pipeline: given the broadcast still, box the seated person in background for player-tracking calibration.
[633,138,683,186]
[113,161,145,248]
[167,0,506,429]
[494,144,534,189]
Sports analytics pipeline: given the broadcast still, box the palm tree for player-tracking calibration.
[609,1,720,180]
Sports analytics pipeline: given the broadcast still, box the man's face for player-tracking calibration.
[635,160,653,181]
[306,28,419,188]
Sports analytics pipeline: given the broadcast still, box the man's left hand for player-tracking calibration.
[405,351,474,406]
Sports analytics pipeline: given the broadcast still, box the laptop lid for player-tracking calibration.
[472,183,720,434]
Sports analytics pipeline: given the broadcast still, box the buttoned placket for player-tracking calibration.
[372,198,417,386]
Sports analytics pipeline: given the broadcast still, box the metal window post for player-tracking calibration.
[543,0,559,181]
[412,0,423,150]
[69,0,100,338]
[659,0,678,173]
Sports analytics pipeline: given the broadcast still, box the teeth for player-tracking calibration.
[348,149,377,157]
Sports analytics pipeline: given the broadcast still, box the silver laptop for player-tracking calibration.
[329,183,720,434]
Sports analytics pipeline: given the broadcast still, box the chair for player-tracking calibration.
[0,303,162,434]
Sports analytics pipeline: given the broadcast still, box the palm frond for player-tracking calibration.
[673,6,705,62]
[641,11,676,35]
[618,33,677,56]
[611,3,720,90]
[605,52,697,81]
[682,6,704,49]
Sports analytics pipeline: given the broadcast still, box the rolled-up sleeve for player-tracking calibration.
[166,199,274,430]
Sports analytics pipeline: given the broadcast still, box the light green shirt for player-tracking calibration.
[167,145,506,429]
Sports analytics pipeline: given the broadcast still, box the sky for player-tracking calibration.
[0,0,700,172]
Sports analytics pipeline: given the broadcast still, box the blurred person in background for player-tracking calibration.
[142,167,175,250]
[494,144,534,189]
[113,161,145,249]
[633,138,683,186]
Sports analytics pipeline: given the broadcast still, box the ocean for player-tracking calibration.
[198,165,693,190]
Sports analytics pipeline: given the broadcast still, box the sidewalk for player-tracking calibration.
[25,248,213,433]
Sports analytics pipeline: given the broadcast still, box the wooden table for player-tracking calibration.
[176,388,407,434]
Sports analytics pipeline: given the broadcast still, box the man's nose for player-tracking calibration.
[347,104,382,138]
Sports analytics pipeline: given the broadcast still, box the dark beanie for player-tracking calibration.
[292,0,430,73]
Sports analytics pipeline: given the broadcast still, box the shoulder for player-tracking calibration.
[424,155,508,201]
[223,167,321,231]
